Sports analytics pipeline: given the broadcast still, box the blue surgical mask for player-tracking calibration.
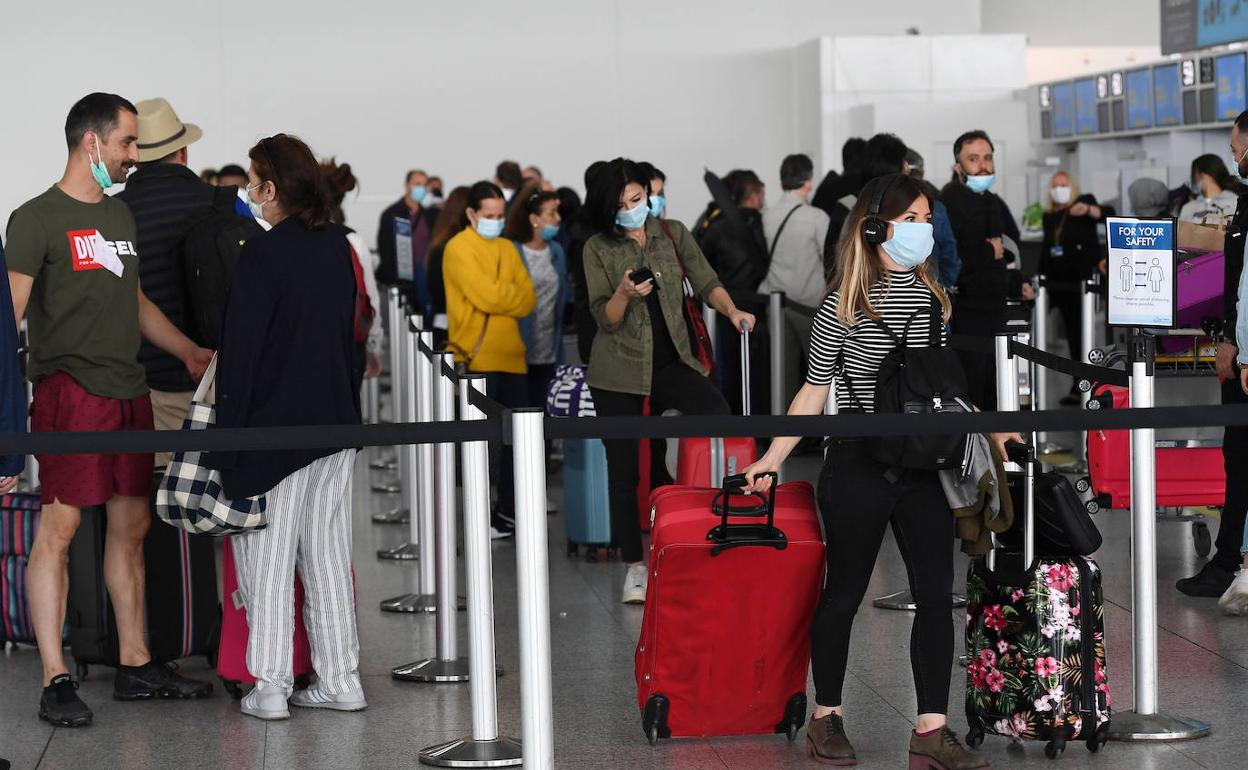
[88,135,113,190]
[649,194,666,217]
[409,185,427,204]
[475,217,504,240]
[616,200,649,230]
[1188,179,1202,197]
[540,223,560,241]
[245,183,266,222]
[965,173,995,194]
[881,221,934,269]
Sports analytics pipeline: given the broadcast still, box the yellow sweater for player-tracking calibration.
[443,228,537,374]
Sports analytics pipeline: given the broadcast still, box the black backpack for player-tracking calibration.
[178,186,264,348]
[859,300,969,470]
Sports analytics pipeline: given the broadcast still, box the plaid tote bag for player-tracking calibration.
[155,355,267,535]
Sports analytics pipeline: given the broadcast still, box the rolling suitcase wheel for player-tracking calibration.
[775,693,806,741]
[1086,724,1109,752]
[1085,499,1101,515]
[641,694,670,745]
[965,727,984,748]
[1075,477,1091,493]
[222,678,245,700]
[1193,521,1212,559]
[1044,737,1065,759]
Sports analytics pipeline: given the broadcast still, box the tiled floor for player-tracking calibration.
[2,436,1245,769]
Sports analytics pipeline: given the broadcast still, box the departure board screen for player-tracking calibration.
[1052,82,1075,137]
[1217,52,1248,120]
[1154,63,1182,126]
[1075,78,1098,134]
[1126,68,1153,129]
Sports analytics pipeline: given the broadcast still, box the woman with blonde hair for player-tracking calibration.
[744,173,1015,769]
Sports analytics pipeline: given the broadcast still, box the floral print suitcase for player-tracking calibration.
[964,554,1111,759]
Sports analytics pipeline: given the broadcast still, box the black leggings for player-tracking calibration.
[812,442,955,715]
[590,363,729,563]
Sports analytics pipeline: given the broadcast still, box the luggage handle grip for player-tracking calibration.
[706,472,787,556]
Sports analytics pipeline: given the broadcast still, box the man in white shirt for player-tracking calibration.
[760,153,831,402]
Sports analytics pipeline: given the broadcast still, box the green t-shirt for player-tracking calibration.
[5,185,147,399]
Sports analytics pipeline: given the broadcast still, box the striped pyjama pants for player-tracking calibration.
[233,449,360,694]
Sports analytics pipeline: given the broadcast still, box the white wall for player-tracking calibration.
[981,0,1160,47]
[1,0,982,251]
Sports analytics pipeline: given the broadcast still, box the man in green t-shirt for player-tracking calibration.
[5,93,215,728]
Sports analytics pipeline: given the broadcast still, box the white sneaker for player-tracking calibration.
[241,682,290,721]
[1218,569,1248,616]
[622,563,649,605]
[289,683,368,712]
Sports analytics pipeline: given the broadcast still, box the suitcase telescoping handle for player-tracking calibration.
[706,472,788,556]
[990,440,1035,573]
[710,321,752,488]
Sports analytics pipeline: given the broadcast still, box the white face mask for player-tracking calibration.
[246,183,267,222]
[1051,185,1072,205]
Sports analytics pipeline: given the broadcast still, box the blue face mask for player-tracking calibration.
[1188,179,1202,196]
[965,173,995,194]
[540,223,560,241]
[475,217,504,240]
[89,135,114,190]
[649,194,666,217]
[881,221,934,269]
[616,200,649,230]
[409,185,427,204]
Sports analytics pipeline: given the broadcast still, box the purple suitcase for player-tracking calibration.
[1160,251,1224,352]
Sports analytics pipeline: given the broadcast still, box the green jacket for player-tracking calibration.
[584,217,723,395]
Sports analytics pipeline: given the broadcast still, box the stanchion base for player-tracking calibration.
[377,542,420,560]
[419,736,523,768]
[379,593,467,613]
[369,459,398,471]
[1107,712,1211,742]
[371,507,410,524]
[871,590,968,611]
[391,657,485,683]
[371,482,402,494]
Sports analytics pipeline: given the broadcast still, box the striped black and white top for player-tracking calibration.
[807,269,946,413]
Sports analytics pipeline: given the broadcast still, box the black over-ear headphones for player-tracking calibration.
[862,173,900,246]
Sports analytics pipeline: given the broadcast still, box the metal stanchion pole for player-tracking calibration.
[395,351,470,681]
[379,316,424,559]
[383,327,440,611]
[420,375,521,767]
[769,293,786,484]
[1108,334,1211,742]
[512,408,555,770]
[1033,276,1051,449]
[372,294,409,523]
[371,288,403,470]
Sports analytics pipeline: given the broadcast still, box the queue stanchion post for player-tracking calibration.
[1033,276,1051,448]
[512,408,555,770]
[383,326,440,611]
[371,287,403,468]
[394,351,470,681]
[419,374,520,768]
[378,315,422,559]
[768,292,785,483]
[371,292,408,522]
[1108,333,1212,742]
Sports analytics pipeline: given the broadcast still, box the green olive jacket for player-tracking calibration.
[583,217,723,395]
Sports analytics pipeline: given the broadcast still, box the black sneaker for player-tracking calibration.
[39,674,93,727]
[490,514,515,540]
[495,509,516,527]
[114,661,214,701]
[1177,561,1236,597]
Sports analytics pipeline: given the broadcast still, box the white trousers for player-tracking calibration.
[233,449,360,693]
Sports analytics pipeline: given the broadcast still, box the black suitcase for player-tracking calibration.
[998,465,1102,557]
[964,443,1111,759]
[67,476,219,677]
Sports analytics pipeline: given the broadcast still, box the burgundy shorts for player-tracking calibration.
[31,371,154,507]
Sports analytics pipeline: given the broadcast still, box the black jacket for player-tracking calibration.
[115,164,216,391]
[940,182,1023,315]
[566,215,599,364]
[1040,195,1105,286]
[698,207,769,309]
[210,217,360,498]
[1227,195,1248,334]
[375,198,438,286]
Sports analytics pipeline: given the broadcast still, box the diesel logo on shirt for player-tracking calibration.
[66,229,136,272]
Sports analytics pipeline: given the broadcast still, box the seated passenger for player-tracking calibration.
[1178,154,1240,226]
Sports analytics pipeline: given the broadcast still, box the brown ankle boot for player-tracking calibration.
[908,726,990,770]
[805,712,857,766]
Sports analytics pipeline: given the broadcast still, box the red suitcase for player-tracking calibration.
[217,537,314,698]
[635,476,824,742]
[1087,384,1225,509]
[674,324,758,487]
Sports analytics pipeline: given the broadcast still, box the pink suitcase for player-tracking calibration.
[1161,251,1224,353]
[1086,384,1225,509]
[217,537,314,698]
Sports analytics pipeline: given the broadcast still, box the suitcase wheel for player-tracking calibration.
[641,694,670,746]
[587,547,611,563]
[1045,737,1065,759]
[76,662,88,680]
[965,727,984,749]
[294,674,312,691]
[1075,477,1091,494]
[1193,521,1212,559]
[1085,499,1101,515]
[774,693,807,741]
[1086,724,1109,753]
[221,678,244,700]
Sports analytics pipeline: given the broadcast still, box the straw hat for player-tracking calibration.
[134,97,203,163]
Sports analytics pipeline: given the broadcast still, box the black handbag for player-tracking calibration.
[999,468,1102,556]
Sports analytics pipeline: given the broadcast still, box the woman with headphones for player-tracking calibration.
[744,174,1013,770]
